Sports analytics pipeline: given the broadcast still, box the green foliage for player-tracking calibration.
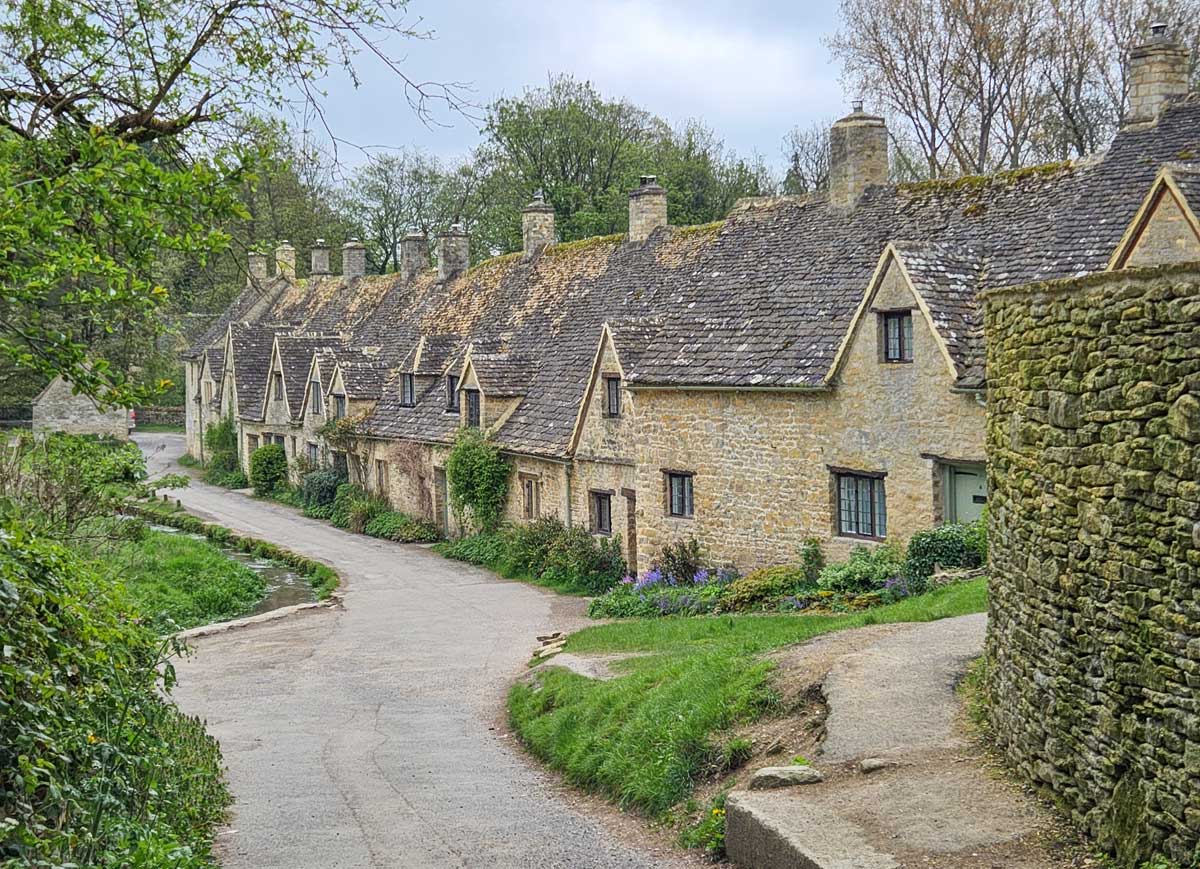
[203,449,246,489]
[0,521,229,866]
[817,545,906,593]
[363,510,440,543]
[302,468,342,508]
[508,580,987,820]
[799,537,826,584]
[963,511,988,564]
[249,443,287,496]
[326,483,389,533]
[657,537,707,584]
[903,522,984,585]
[445,428,511,533]
[719,564,813,612]
[77,523,265,633]
[678,792,728,857]
[436,520,626,596]
[204,415,238,454]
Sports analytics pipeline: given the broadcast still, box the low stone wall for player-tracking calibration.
[984,264,1200,865]
[135,405,185,427]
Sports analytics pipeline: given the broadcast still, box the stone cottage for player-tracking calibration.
[33,375,132,440]
[183,28,1200,573]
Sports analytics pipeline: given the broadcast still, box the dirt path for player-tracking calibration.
[728,615,1070,869]
[137,434,685,869]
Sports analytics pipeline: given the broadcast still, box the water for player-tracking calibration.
[149,523,317,615]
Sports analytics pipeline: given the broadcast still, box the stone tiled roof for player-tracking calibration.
[275,335,343,420]
[228,323,289,422]
[468,353,538,398]
[339,362,390,400]
[199,95,1200,457]
[203,348,225,408]
[1166,163,1200,213]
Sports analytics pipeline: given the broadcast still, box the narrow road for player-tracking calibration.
[137,434,678,869]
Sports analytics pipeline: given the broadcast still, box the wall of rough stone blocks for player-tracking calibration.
[984,265,1200,865]
[632,259,986,572]
[33,377,130,440]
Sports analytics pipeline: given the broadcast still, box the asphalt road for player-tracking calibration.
[136,433,677,869]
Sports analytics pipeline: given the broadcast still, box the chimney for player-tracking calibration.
[628,175,667,242]
[398,232,428,282]
[829,100,889,209]
[437,223,469,280]
[1125,23,1190,126]
[275,241,296,280]
[247,250,268,287]
[521,190,556,256]
[342,238,366,279]
[310,239,330,276]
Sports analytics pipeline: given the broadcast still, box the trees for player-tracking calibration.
[830,0,1200,177]
[0,0,460,405]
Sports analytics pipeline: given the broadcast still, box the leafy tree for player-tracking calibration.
[249,443,288,496]
[0,0,462,405]
[445,427,510,533]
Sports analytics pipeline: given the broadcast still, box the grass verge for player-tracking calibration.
[128,499,340,600]
[134,422,185,433]
[508,579,987,818]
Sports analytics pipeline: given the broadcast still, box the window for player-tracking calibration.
[334,394,346,419]
[465,389,481,427]
[521,475,541,519]
[603,375,622,418]
[375,459,389,494]
[270,434,285,447]
[446,375,460,412]
[310,380,324,415]
[590,491,613,535]
[400,374,416,407]
[835,471,887,539]
[882,311,914,362]
[203,381,213,403]
[666,472,694,518]
[307,442,319,465]
[247,434,259,453]
[290,436,297,457]
[332,451,348,479]
[272,372,283,400]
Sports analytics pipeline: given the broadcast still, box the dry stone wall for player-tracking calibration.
[984,265,1200,866]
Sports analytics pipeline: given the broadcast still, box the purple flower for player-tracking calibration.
[634,567,663,592]
[692,568,711,586]
[620,574,635,586]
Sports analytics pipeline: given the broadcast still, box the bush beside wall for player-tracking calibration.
[985,266,1200,865]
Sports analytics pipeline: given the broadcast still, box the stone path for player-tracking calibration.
[727,614,1060,869]
[137,434,685,869]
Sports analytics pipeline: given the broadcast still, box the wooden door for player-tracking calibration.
[621,487,637,576]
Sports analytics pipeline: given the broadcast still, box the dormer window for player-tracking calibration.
[400,374,416,407]
[603,375,622,418]
[333,394,346,419]
[881,311,913,363]
[465,389,481,428]
[309,380,324,415]
[446,375,460,412]
[272,372,283,401]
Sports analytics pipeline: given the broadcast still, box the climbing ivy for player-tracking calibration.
[445,427,510,533]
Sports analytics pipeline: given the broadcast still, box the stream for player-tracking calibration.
[149,523,316,615]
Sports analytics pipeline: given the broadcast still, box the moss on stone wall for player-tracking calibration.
[984,265,1200,866]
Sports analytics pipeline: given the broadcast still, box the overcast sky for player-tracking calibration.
[307,0,849,173]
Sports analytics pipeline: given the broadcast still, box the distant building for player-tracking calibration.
[32,376,131,440]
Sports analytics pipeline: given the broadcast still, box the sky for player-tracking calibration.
[306,0,849,173]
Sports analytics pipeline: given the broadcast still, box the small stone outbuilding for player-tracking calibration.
[32,376,131,440]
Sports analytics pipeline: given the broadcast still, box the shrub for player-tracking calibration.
[249,443,287,496]
[204,448,245,488]
[540,526,626,595]
[903,522,984,586]
[302,468,341,508]
[0,521,229,865]
[589,564,737,618]
[799,537,825,584]
[445,427,510,532]
[658,537,706,584]
[437,532,508,566]
[203,413,237,454]
[963,511,988,565]
[504,517,568,576]
[818,545,905,593]
[363,510,439,543]
[719,565,812,612]
[327,483,387,533]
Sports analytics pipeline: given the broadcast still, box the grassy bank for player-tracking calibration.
[508,579,987,818]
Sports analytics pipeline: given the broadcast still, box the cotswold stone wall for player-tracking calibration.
[985,265,1200,865]
[135,405,185,427]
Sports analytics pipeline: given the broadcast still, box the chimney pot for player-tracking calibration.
[275,240,296,280]
[247,250,268,287]
[852,98,864,113]
[437,224,469,280]
[521,191,556,257]
[398,232,429,282]
[828,105,888,209]
[628,175,668,242]
[342,238,367,279]
[1125,25,1190,125]
[310,239,330,276]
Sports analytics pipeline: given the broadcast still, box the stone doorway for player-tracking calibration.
[621,487,637,576]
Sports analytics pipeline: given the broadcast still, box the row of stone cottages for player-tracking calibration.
[183,29,1200,575]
